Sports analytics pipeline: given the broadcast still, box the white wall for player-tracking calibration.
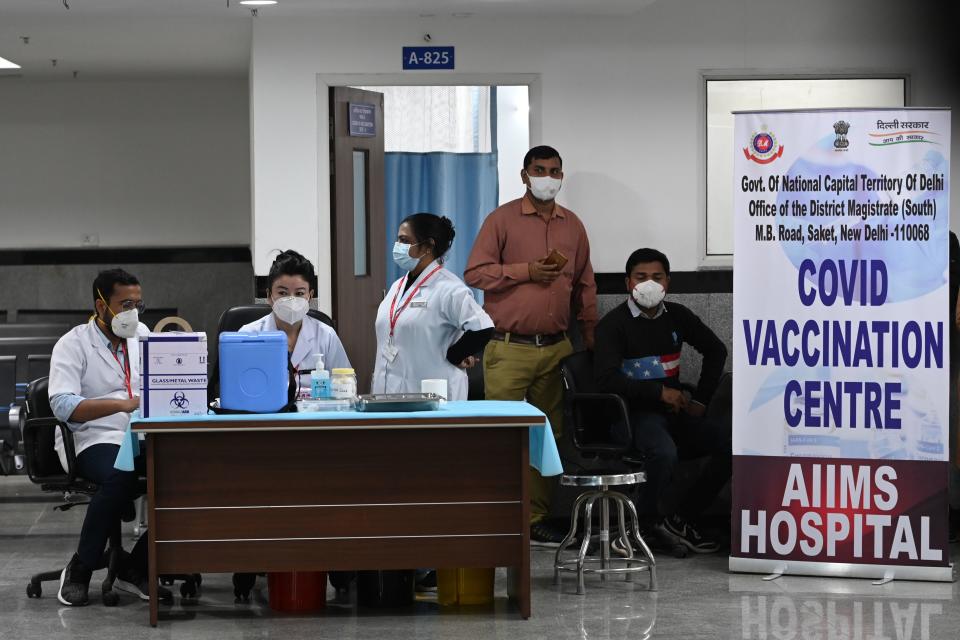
[496,85,530,205]
[0,78,250,248]
[250,0,956,310]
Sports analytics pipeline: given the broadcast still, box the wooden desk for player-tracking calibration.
[135,410,541,626]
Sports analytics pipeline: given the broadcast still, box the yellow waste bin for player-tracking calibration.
[437,568,495,605]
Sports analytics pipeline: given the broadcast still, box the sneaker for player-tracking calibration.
[114,552,172,601]
[610,536,635,558]
[415,570,437,593]
[530,520,567,547]
[58,554,92,607]
[661,515,719,553]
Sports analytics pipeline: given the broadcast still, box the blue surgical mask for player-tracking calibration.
[392,241,421,272]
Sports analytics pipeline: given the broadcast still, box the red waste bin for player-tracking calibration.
[267,571,327,612]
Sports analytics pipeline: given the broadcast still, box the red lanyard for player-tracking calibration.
[388,264,443,338]
[111,342,133,399]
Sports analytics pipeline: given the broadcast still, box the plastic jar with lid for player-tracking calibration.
[330,368,358,400]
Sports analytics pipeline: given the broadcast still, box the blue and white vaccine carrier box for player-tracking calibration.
[219,331,288,413]
[138,332,208,418]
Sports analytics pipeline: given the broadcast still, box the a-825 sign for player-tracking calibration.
[402,46,454,70]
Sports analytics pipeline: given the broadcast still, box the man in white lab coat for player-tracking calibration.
[48,269,165,606]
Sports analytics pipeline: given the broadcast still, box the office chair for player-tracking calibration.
[21,377,198,605]
[22,377,132,605]
[553,351,658,595]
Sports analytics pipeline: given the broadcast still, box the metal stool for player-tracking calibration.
[554,471,657,595]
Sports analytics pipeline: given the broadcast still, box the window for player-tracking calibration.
[704,77,907,261]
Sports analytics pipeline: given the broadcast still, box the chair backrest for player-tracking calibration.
[0,323,71,338]
[0,336,59,383]
[217,304,335,335]
[0,355,15,406]
[559,350,597,395]
[559,350,629,456]
[27,354,51,382]
[15,307,177,328]
[22,376,75,486]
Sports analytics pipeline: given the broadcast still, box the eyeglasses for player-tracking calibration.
[118,300,146,314]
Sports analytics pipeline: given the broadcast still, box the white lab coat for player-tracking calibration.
[372,261,493,400]
[48,318,150,471]
[238,312,351,393]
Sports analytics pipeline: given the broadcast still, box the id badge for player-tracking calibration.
[383,340,399,362]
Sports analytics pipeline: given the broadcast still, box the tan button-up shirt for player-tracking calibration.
[464,195,597,336]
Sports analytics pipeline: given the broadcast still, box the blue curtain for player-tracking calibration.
[384,151,499,288]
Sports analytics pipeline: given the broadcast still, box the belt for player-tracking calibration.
[492,331,566,347]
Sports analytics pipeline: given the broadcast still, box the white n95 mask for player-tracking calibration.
[528,176,562,201]
[110,309,140,339]
[632,280,666,310]
[273,296,309,325]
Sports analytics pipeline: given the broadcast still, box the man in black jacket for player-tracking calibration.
[594,248,730,553]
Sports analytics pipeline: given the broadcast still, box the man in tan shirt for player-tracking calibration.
[465,145,597,545]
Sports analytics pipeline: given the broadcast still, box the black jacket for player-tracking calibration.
[594,300,727,410]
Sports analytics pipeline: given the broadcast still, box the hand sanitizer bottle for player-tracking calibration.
[311,354,331,399]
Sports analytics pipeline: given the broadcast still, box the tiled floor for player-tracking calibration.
[1,475,958,640]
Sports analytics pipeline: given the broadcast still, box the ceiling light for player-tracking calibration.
[239,1,277,5]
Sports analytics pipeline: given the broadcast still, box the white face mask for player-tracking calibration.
[110,309,140,339]
[527,175,562,201]
[632,280,666,310]
[392,241,422,272]
[273,296,309,325]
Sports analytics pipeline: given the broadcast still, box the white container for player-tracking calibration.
[421,378,448,402]
[138,332,208,418]
[331,368,358,400]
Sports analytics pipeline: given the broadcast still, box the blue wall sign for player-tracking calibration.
[348,102,376,137]
[402,46,455,70]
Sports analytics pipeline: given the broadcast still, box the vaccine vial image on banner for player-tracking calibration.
[782,383,842,459]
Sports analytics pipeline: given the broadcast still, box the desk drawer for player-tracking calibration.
[151,427,523,507]
[153,501,522,541]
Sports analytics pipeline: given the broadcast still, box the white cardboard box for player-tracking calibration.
[139,332,208,418]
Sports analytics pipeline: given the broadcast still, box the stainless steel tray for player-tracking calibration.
[356,393,441,412]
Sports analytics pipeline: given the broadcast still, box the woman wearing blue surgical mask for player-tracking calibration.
[373,214,494,400]
[239,250,351,396]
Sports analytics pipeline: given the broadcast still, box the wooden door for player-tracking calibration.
[330,87,385,392]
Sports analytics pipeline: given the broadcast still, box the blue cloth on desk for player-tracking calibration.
[114,424,140,471]
[115,400,562,476]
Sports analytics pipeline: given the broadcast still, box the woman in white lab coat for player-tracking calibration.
[372,214,494,400]
[239,250,351,398]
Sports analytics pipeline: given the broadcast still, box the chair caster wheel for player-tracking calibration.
[102,590,120,607]
[26,582,42,598]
